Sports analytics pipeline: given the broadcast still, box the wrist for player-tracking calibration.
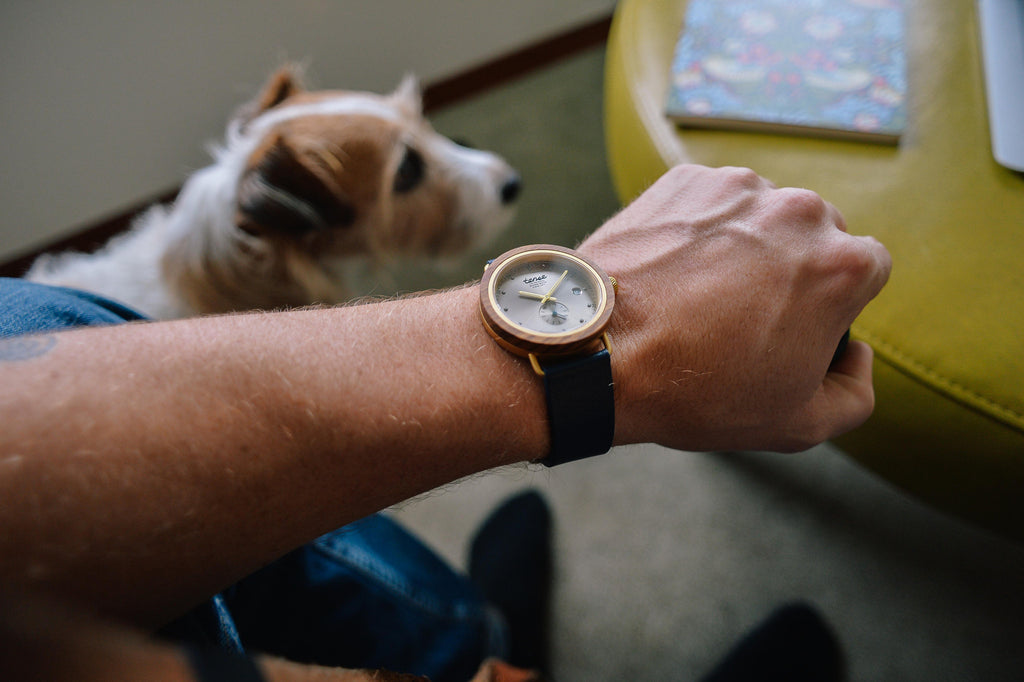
[603,304,650,449]
[477,244,617,465]
[454,285,552,465]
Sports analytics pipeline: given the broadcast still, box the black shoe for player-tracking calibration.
[468,489,553,675]
[699,603,845,682]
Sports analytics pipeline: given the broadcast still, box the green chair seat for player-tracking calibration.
[604,0,1024,540]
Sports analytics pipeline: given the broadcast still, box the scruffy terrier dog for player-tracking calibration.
[26,67,521,319]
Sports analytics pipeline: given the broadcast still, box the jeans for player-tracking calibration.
[0,277,507,682]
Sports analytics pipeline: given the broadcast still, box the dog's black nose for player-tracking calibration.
[501,175,522,205]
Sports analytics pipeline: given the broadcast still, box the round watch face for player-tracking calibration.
[480,244,615,357]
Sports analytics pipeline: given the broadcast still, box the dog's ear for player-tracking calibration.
[255,67,305,112]
[391,74,423,118]
[234,66,306,128]
[236,134,356,236]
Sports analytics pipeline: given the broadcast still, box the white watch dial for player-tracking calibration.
[492,254,605,336]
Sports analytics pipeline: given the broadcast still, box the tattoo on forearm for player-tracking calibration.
[0,335,57,363]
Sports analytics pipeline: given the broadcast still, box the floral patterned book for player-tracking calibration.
[666,0,907,144]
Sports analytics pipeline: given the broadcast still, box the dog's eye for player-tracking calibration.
[394,147,425,194]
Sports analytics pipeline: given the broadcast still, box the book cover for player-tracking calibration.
[665,0,907,144]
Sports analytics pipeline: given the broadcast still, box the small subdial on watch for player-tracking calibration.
[538,300,571,326]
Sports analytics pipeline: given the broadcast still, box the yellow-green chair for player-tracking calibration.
[604,0,1024,540]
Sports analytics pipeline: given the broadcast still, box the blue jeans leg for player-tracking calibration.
[0,277,146,338]
[218,514,508,681]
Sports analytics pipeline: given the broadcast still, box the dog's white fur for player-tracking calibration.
[27,67,520,319]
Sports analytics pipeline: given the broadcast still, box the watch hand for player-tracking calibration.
[518,291,559,303]
[540,270,568,306]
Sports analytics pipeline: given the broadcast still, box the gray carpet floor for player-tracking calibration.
[369,48,1024,682]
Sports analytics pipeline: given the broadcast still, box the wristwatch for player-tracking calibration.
[479,244,617,466]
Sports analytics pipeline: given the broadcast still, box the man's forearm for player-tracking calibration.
[0,163,893,633]
[0,286,547,627]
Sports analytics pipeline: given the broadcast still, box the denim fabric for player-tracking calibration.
[0,277,146,338]
[215,516,507,682]
[162,516,507,682]
[1,277,506,682]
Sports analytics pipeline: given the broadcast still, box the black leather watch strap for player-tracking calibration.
[538,349,615,466]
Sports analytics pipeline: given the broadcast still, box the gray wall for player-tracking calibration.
[0,1,615,260]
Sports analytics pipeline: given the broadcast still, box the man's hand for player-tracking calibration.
[579,165,892,453]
